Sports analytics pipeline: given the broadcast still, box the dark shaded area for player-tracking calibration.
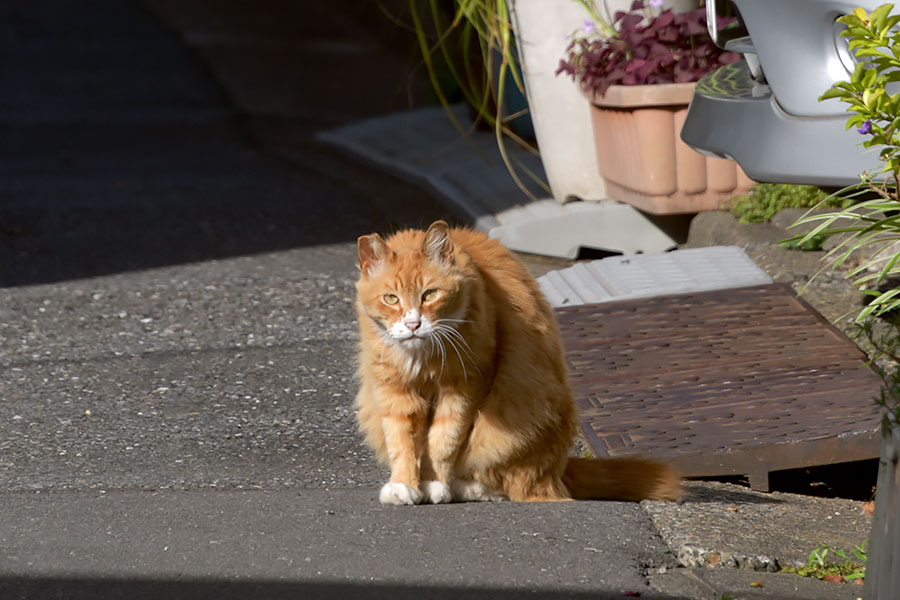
[0,577,686,600]
[695,459,879,502]
[681,481,786,505]
[575,247,622,261]
[0,0,456,287]
[768,458,879,501]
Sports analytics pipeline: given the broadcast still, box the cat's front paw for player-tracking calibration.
[421,480,452,504]
[451,479,507,502]
[379,482,422,505]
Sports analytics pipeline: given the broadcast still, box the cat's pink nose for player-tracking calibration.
[405,320,421,332]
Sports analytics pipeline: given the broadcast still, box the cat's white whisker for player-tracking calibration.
[374,329,393,366]
[438,325,469,348]
[436,325,481,376]
[434,332,447,379]
[437,328,470,382]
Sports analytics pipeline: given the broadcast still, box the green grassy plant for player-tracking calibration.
[779,542,867,582]
[399,0,562,200]
[729,183,830,224]
[783,232,829,252]
[858,318,900,428]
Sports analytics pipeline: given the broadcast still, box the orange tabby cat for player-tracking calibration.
[354,220,681,505]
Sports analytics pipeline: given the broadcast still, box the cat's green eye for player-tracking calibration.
[383,294,399,305]
[422,289,438,302]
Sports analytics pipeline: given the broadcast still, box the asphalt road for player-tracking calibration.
[0,246,683,598]
[0,1,688,598]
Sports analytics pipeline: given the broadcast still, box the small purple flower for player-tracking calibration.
[649,0,664,8]
[858,120,873,134]
[582,19,596,34]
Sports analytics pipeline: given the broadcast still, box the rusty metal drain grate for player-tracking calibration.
[557,284,884,491]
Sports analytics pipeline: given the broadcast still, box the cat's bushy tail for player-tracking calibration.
[562,456,682,501]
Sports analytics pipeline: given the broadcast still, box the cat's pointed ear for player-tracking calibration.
[357,233,394,277]
[423,221,454,265]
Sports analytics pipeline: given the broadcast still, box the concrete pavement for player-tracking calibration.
[1,489,678,599]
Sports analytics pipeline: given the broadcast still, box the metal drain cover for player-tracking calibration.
[558,284,883,491]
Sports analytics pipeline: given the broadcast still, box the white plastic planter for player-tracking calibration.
[508,0,700,203]
[509,0,615,201]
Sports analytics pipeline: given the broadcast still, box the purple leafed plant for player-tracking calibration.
[557,0,740,98]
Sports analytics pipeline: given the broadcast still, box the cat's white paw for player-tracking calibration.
[379,482,422,505]
[421,480,453,504]
[451,480,507,502]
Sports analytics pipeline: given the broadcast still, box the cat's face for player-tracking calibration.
[356,221,468,354]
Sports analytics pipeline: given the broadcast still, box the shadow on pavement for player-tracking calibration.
[681,482,786,505]
[0,0,456,288]
[0,576,684,600]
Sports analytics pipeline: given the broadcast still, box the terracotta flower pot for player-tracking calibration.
[585,82,754,215]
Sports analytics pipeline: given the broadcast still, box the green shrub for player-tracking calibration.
[729,183,829,223]
[793,3,900,321]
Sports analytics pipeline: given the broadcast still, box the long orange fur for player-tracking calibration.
[354,221,681,504]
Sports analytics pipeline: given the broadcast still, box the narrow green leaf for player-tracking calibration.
[871,3,895,30]
[856,47,894,59]
[820,87,848,101]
